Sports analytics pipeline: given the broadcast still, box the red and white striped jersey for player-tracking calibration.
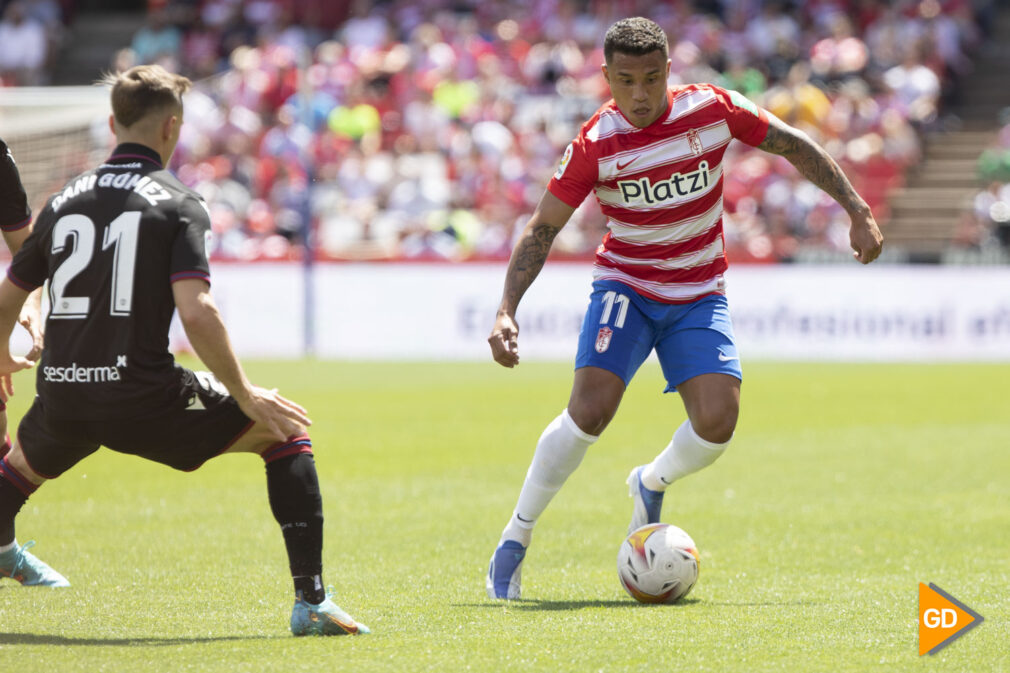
[548,83,769,304]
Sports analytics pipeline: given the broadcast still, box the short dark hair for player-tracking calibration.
[101,65,192,128]
[604,17,669,64]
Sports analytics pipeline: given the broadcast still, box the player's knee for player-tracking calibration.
[690,404,738,444]
[259,434,313,464]
[234,421,311,459]
[2,445,46,488]
[696,421,734,445]
[566,400,616,436]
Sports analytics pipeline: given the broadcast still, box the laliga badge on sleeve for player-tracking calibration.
[554,143,574,180]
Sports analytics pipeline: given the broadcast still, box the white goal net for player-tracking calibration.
[1,86,111,260]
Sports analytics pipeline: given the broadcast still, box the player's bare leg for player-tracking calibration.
[0,442,68,587]
[677,373,740,444]
[0,403,10,460]
[566,366,626,436]
[487,367,623,599]
[628,374,740,533]
[225,424,369,635]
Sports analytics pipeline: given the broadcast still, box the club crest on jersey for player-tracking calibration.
[595,327,613,353]
[618,161,710,205]
[687,128,703,156]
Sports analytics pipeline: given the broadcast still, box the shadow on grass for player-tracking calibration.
[458,597,702,611]
[461,597,820,610]
[0,632,284,647]
[704,600,823,607]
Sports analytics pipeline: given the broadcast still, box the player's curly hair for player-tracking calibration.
[100,65,192,128]
[604,17,669,64]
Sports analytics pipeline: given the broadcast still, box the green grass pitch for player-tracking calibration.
[0,359,1006,672]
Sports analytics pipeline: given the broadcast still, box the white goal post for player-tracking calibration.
[1,86,111,260]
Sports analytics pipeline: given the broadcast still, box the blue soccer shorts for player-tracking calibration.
[574,279,742,392]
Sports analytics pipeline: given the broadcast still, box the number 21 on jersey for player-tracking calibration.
[50,211,140,319]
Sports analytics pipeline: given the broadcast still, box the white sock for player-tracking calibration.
[500,409,599,547]
[641,420,730,492]
[0,539,17,554]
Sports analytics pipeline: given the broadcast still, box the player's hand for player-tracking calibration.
[850,209,883,264]
[0,354,34,397]
[488,312,520,367]
[238,386,312,442]
[18,297,44,361]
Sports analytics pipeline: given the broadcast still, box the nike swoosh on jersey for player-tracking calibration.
[717,353,739,362]
[615,157,637,170]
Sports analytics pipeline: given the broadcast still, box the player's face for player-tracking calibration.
[603,50,671,128]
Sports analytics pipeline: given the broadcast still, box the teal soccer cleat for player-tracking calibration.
[290,587,370,636]
[0,540,70,587]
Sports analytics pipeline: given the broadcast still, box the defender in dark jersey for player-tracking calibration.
[0,66,368,636]
[0,139,43,460]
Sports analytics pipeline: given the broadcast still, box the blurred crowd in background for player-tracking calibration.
[963,111,1010,249]
[1,0,1004,261]
[0,0,66,85]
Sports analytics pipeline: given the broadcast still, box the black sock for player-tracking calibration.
[293,574,324,604]
[265,453,325,604]
[0,471,29,546]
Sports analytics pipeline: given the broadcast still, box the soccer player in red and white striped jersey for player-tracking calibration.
[549,81,768,304]
[486,17,883,600]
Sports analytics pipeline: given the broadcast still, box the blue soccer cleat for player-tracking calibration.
[486,539,526,599]
[627,466,664,535]
[0,540,70,587]
[290,587,370,636]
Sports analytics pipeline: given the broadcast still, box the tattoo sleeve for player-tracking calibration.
[758,117,870,215]
[499,219,564,315]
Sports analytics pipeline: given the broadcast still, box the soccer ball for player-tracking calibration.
[617,523,699,604]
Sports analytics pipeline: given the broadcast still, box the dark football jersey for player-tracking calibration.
[0,138,32,234]
[8,143,211,420]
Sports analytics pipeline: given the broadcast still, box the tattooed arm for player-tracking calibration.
[488,190,575,367]
[759,113,884,264]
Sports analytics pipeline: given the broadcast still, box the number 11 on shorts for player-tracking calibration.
[600,290,628,328]
[596,290,628,354]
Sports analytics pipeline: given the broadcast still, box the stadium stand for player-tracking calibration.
[3,0,1007,263]
[948,107,1010,257]
[885,6,1010,261]
[0,0,67,86]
